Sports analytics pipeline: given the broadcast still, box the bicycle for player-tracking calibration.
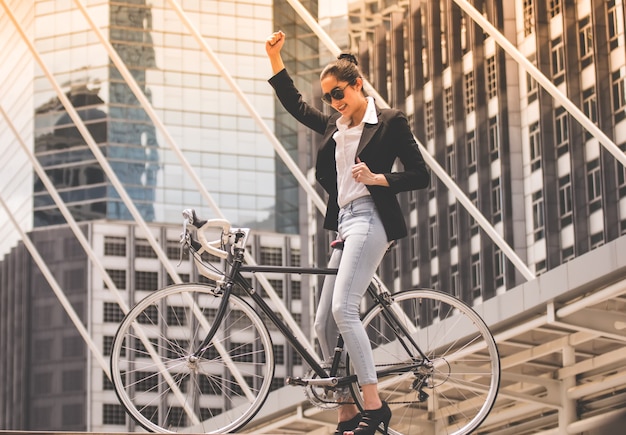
[110,209,500,435]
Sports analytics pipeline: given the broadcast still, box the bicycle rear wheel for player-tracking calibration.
[110,283,274,434]
[348,289,500,435]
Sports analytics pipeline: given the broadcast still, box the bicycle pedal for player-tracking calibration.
[286,376,307,387]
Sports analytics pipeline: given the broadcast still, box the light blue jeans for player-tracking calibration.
[314,196,390,385]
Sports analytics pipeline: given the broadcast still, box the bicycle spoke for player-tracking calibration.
[110,284,274,433]
[352,289,500,435]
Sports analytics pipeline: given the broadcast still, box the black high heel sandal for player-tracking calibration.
[351,402,391,435]
[334,413,361,435]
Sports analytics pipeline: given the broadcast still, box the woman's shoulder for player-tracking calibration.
[378,106,408,122]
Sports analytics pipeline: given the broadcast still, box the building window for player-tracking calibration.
[290,249,301,266]
[135,270,159,291]
[425,100,434,141]
[467,131,477,174]
[429,215,438,258]
[103,371,118,391]
[267,279,283,298]
[228,376,254,400]
[444,87,453,128]
[167,306,187,326]
[410,227,419,268]
[491,178,502,223]
[535,259,547,275]
[409,190,418,211]
[103,404,126,425]
[558,174,573,226]
[428,171,437,200]
[562,246,575,262]
[587,159,602,212]
[450,264,460,298]
[582,87,597,139]
[618,143,626,198]
[135,238,157,258]
[494,248,505,288]
[590,231,604,249]
[613,67,626,123]
[291,280,302,300]
[104,236,126,256]
[488,116,499,161]
[526,55,538,104]
[548,0,562,17]
[167,239,187,260]
[103,302,125,323]
[469,191,479,236]
[471,253,481,300]
[555,107,569,156]
[431,274,439,291]
[607,0,620,50]
[135,371,159,392]
[166,273,189,286]
[200,250,222,264]
[579,16,594,67]
[582,87,598,123]
[270,377,285,392]
[449,204,458,247]
[532,190,545,241]
[551,36,565,84]
[486,56,497,99]
[103,336,115,356]
[105,269,126,290]
[292,348,303,365]
[260,246,282,266]
[464,71,475,114]
[422,46,429,82]
[461,15,468,54]
[529,121,542,171]
[523,0,535,36]
[272,344,284,365]
[446,145,455,177]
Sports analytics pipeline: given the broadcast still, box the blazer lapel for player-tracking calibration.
[355,110,382,157]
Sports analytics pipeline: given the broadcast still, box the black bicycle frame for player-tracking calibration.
[193,246,428,382]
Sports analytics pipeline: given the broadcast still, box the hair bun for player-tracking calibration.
[338,53,358,66]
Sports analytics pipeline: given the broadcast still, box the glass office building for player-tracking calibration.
[30,0,281,230]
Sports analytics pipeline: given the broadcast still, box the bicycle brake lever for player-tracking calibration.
[178,212,192,266]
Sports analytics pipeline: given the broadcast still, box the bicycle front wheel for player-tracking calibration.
[349,289,500,435]
[110,283,274,434]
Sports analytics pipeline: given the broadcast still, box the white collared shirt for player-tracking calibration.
[333,96,378,208]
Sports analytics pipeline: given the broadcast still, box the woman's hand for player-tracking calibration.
[352,158,389,187]
[265,31,285,54]
[265,31,286,74]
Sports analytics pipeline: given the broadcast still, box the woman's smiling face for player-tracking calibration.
[320,75,364,119]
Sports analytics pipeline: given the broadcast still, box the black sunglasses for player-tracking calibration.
[321,83,351,105]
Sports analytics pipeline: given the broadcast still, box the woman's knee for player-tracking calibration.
[313,317,325,338]
[332,301,358,329]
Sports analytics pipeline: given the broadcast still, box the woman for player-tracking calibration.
[265,30,430,435]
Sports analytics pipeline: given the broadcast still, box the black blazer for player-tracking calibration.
[269,69,430,241]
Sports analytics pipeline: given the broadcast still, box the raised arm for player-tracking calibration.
[265,31,330,135]
[265,31,286,75]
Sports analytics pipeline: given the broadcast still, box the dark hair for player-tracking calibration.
[320,53,361,84]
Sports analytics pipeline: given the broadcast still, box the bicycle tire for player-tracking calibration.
[110,283,275,434]
[347,288,500,435]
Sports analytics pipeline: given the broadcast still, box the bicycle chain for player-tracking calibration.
[303,362,429,407]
